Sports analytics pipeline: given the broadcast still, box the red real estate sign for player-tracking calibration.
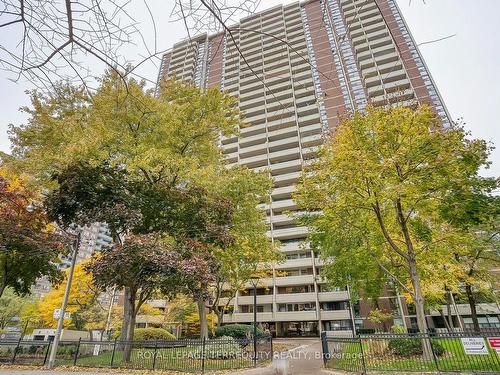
[487,337,500,353]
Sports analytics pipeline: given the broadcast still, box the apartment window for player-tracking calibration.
[321,301,349,311]
[323,320,352,331]
[278,303,316,312]
[278,285,315,294]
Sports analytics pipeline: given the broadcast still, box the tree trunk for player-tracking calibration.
[198,296,208,339]
[408,257,433,360]
[465,283,480,332]
[446,292,454,330]
[439,309,452,333]
[395,198,432,360]
[122,287,136,363]
[215,306,225,328]
[0,253,7,298]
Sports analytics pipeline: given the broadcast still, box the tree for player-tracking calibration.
[440,176,500,331]
[34,260,100,329]
[8,73,271,342]
[204,167,280,326]
[295,105,492,357]
[0,288,31,329]
[0,169,67,298]
[85,233,213,360]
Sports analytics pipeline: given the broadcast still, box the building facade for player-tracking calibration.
[33,223,113,298]
[158,0,450,336]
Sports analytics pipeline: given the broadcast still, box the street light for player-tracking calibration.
[47,229,81,369]
[249,275,259,366]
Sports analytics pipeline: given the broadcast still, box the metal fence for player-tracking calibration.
[321,331,500,374]
[0,335,273,373]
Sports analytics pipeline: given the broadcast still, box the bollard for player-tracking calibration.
[272,355,290,375]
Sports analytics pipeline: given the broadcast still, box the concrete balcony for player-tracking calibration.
[275,257,313,270]
[244,278,273,288]
[279,241,309,252]
[240,122,267,137]
[276,292,316,304]
[269,159,302,175]
[320,310,351,320]
[297,112,321,126]
[299,123,322,137]
[268,126,298,142]
[237,295,274,305]
[271,185,296,199]
[271,226,308,240]
[275,275,314,286]
[223,312,273,323]
[268,214,294,226]
[273,171,301,187]
[239,132,267,148]
[269,148,300,165]
[275,311,317,321]
[239,153,268,168]
[301,134,322,147]
[267,115,297,132]
[318,291,350,302]
[429,303,499,317]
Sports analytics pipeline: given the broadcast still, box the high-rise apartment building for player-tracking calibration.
[33,223,113,297]
[157,0,450,336]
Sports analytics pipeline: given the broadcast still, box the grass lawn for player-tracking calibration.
[327,338,500,373]
[60,344,254,372]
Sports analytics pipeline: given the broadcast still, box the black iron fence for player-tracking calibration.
[0,335,273,373]
[321,331,500,374]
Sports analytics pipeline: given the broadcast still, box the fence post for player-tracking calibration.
[270,334,273,361]
[11,337,21,364]
[73,338,81,366]
[201,337,206,374]
[110,338,117,368]
[358,335,367,375]
[253,334,258,367]
[152,339,158,370]
[320,331,328,367]
[428,334,440,372]
[43,341,52,366]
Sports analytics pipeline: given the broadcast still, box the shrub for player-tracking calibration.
[197,336,242,359]
[388,337,445,357]
[214,324,264,339]
[133,328,176,341]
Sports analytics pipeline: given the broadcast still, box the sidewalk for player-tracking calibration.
[230,339,331,375]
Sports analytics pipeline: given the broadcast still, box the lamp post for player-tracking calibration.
[249,276,259,366]
[47,230,81,369]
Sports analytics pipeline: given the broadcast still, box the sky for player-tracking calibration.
[0,0,499,178]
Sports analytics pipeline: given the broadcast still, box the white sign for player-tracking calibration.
[53,309,71,319]
[461,337,488,355]
[93,344,101,356]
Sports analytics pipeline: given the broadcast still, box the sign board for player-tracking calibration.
[461,337,488,355]
[487,337,500,353]
[53,309,71,319]
[93,344,101,356]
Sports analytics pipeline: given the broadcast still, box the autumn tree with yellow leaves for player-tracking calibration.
[295,105,496,358]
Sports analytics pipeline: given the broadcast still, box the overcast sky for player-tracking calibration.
[0,0,499,178]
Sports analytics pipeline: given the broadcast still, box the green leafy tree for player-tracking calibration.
[440,176,500,331]
[205,167,280,326]
[295,106,492,357]
[0,288,32,329]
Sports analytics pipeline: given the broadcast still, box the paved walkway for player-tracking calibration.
[230,339,331,375]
